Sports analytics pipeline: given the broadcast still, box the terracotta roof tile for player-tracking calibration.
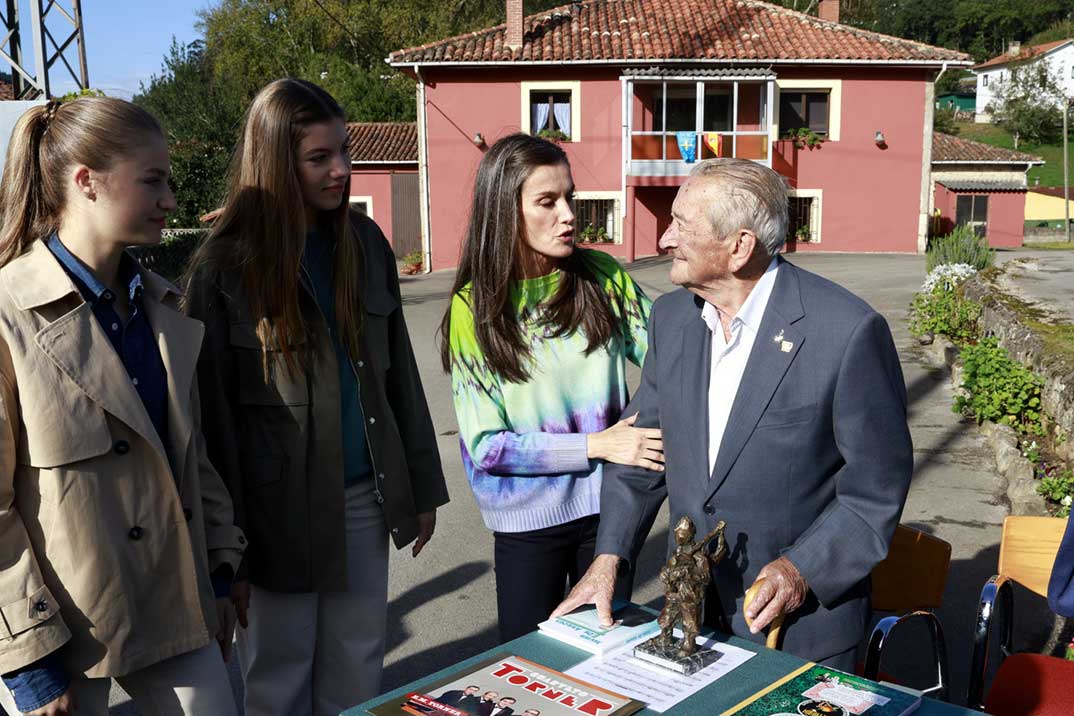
[390,0,969,65]
[974,39,1072,71]
[932,132,1042,164]
[346,122,417,163]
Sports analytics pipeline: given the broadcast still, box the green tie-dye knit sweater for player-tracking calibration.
[447,249,652,533]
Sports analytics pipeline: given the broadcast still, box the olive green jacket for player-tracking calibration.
[186,216,448,593]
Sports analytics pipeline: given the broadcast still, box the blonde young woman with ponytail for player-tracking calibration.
[184,78,448,716]
[0,97,245,716]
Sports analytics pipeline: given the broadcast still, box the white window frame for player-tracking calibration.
[787,188,823,244]
[349,195,373,219]
[775,79,841,142]
[573,190,623,245]
[521,80,582,142]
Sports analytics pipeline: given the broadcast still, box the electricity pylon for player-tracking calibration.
[0,0,89,99]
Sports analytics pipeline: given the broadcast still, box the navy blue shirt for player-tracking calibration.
[301,230,374,487]
[46,234,169,444]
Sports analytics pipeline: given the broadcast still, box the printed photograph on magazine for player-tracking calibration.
[724,664,921,716]
[367,654,644,716]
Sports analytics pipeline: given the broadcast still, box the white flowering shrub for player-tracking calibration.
[909,263,981,343]
[921,263,978,294]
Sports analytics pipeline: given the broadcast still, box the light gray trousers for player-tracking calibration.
[0,643,237,716]
[237,484,390,716]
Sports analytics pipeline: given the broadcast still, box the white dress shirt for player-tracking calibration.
[702,257,780,474]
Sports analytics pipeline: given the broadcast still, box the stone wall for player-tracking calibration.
[962,275,1074,466]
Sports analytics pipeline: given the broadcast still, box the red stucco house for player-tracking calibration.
[389,0,971,270]
[930,132,1042,248]
[346,122,421,256]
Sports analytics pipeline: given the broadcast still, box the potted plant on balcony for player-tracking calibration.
[400,250,423,275]
[782,127,825,150]
[536,128,569,143]
[580,224,611,244]
[794,226,812,243]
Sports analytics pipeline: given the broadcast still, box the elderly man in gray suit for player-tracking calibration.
[552,158,913,669]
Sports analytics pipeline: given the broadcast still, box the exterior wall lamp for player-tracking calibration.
[874,130,886,145]
[472,132,486,148]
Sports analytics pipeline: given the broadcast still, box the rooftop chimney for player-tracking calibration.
[1007,41,1022,57]
[506,0,523,51]
[818,0,839,23]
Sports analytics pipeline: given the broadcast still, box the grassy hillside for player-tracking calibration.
[954,122,1069,187]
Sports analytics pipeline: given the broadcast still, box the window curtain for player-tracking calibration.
[553,101,571,137]
[533,103,550,133]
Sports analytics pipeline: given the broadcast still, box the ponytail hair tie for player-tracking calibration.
[41,100,62,134]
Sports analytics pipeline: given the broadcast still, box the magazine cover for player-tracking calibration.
[721,663,921,716]
[368,654,644,716]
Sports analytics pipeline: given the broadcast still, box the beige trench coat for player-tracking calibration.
[0,240,245,678]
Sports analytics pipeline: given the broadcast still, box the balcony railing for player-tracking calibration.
[621,70,776,178]
[629,131,771,175]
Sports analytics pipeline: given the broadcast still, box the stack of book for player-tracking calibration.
[537,601,660,657]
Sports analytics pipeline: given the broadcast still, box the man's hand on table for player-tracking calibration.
[550,554,620,627]
[745,556,808,633]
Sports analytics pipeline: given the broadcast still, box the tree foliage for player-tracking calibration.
[770,0,1074,62]
[134,39,244,227]
[1028,19,1074,46]
[933,107,960,135]
[133,0,565,226]
[986,60,1066,148]
[195,0,565,122]
[935,69,972,97]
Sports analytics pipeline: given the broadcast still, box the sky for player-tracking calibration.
[16,0,211,99]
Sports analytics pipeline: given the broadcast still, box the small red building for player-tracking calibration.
[346,122,421,257]
[389,0,972,270]
[930,132,1042,248]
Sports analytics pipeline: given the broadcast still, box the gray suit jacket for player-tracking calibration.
[596,257,913,661]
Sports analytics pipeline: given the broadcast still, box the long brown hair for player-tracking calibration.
[0,97,163,266]
[186,78,362,377]
[439,133,621,383]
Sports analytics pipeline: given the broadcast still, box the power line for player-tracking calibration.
[305,0,380,61]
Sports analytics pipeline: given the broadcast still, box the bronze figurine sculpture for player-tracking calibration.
[634,515,727,674]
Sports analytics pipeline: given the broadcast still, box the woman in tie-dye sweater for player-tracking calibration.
[440,134,661,642]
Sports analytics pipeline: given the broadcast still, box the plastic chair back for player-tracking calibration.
[871,525,951,612]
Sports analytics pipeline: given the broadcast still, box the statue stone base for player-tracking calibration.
[633,636,723,676]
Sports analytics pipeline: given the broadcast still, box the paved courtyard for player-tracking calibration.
[92,250,1060,714]
[995,248,1074,323]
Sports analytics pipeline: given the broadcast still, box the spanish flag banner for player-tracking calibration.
[703,133,723,156]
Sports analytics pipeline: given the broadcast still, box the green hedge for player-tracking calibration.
[129,230,206,282]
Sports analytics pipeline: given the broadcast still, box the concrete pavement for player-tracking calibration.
[94,251,1048,713]
[995,248,1074,324]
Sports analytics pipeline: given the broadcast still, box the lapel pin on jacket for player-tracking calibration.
[773,329,785,343]
[781,340,794,353]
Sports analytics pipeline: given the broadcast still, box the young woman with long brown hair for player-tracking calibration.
[0,97,244,716]
[185,78,447,716]
[440,133,662,642]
